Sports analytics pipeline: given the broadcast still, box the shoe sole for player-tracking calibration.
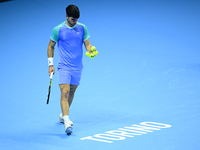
[65,126,73,135]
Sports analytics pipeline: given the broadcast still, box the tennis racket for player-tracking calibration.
[47,72,53,104]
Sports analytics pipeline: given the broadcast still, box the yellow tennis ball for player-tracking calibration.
[94,51,98,55]
[85,52,90,57]
[90,53,95,57]
[89,53,94,58]
[91,46,96,51]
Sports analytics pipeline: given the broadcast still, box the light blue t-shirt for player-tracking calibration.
[51,21,90,70]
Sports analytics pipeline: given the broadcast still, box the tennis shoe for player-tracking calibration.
[59,113,73,126]
[65,122,73,135]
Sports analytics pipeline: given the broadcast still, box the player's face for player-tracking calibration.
[66,15,78,27]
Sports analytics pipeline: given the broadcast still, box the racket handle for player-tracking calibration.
[50,72,53,79]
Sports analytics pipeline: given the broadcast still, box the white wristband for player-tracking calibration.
[48,57,53,66]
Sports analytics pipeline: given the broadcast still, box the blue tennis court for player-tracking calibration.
[0,0,200,149]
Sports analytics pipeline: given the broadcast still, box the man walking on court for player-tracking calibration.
[47,5,96,135]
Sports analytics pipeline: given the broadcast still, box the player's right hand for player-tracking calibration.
[48,66,55,76]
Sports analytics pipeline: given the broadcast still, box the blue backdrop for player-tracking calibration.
[0,0,200,149]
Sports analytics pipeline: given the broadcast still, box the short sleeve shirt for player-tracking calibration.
[50,21,90,70]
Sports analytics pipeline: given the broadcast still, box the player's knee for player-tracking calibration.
[61,89,69,98]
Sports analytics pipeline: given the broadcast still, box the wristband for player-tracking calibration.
[48,57,53,66]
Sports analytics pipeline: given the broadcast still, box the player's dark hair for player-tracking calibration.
[66,5,80,18]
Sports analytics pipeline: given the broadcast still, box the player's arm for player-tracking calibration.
[84,39,92,52]
[47,39,56,75]
[48,39,56,57]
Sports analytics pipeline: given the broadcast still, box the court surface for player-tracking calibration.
[0,0,200,149]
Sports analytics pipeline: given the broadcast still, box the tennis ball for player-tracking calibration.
[94,51,99,55]
[85,52,90,57]
[91,46,96,51]
[89,53,94,58]
[90,53,95,57]
[92,51,96,55]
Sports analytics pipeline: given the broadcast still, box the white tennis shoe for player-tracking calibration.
[59,113,73,126]
[65,122,73,135]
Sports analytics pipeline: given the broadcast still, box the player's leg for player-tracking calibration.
[68,84,78,107]
[67,70,81,107]
[58,68,71,116]
[58,68,73,134]
[59,84,73,134]
[60,84,70,116]
[59,84,74,125]
[59,84,78,126]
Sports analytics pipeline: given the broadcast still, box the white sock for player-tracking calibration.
[63,115,70,124]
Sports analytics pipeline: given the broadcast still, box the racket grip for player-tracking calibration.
[50,72,53,79]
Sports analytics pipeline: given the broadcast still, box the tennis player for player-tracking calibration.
[47,5,96,134]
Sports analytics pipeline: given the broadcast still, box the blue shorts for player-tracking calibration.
[58,68,82,85]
